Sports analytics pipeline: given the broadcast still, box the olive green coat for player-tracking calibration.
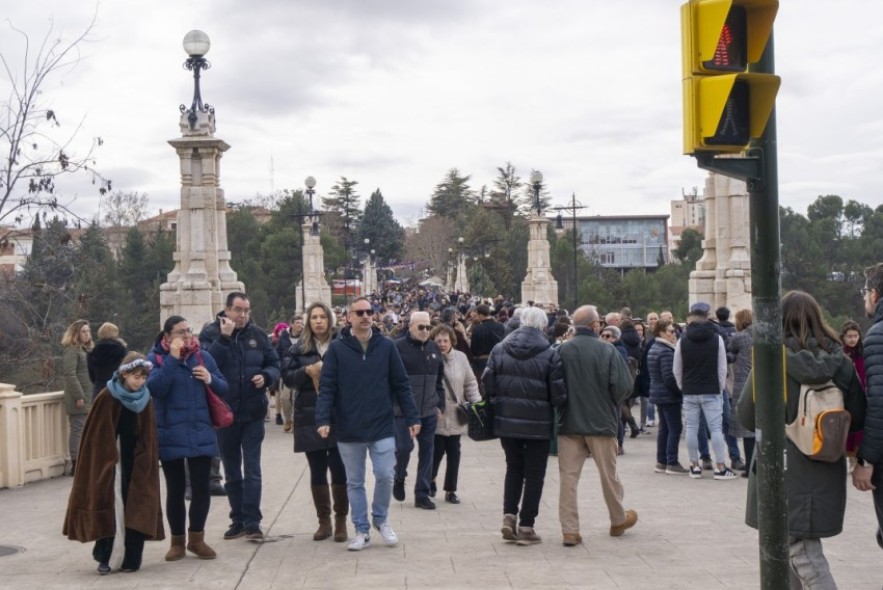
[63,346,92,415]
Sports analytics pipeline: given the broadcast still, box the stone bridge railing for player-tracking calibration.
[0,383,68,488]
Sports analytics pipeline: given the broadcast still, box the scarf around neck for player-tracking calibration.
[107,373,151,414]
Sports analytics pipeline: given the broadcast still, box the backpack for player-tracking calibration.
[785,380,850,462]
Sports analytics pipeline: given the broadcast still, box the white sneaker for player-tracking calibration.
[347,532,371,551]
[374,521,399,546]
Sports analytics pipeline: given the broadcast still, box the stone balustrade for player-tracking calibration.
[0,383,68,488]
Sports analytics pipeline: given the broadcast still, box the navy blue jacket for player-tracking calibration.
[147,343,228,462]
[315,327,419,443]
[860,300,883,464]
[200,316,281,423]
[647,338,682,405]
[394,333,445,418]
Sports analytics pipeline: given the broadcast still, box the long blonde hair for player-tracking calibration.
[299,302,336,354]
[61,319,93,351]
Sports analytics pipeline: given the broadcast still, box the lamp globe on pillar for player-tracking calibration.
[181,30,212,130]
[305,176,320,235]
[530,170,543,215]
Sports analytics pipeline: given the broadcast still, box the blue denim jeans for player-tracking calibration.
[217,419,265,529]
[655,402,683,465]
[337,437,396,534]
[721,394,742,461]
[684,394,727,466]
[394,414,437,501]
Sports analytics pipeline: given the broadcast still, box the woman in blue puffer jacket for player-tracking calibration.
[647,318,686,474]
[148,315,228,562]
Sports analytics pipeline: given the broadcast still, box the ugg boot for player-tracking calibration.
[331,483,350,542]
[165,534,186,561]
[186,530,217,560]
[311,485,333,541]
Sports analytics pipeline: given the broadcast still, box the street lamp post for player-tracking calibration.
[530,170,544,216]
[553,193,587,313]
[291,176,322,313]
[180,30,214,130]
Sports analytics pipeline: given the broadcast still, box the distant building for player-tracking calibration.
[554,215,670,271]
[669,186,706,255]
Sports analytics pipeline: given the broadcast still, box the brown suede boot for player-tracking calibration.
[186,530,217,560]
[165,534,186,561]
[331,484,349,542]
[311,485,333,541]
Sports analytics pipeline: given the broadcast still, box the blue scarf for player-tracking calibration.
[106,373,151,414]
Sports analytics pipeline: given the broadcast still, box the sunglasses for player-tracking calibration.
[416,325,432,331]
[352,309,373,317]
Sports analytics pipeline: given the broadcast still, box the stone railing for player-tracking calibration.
[0,383,68,488]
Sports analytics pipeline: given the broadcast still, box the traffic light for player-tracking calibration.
[681,0,780,154]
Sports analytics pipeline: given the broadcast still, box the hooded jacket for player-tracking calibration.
[200,313,281,422]
[315,327,419,443]
[738,338,865,538]
[147,341,228,461]
[482,326,566,439]
[87,338,128,395]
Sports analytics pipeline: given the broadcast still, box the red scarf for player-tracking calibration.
[161,337,201,361]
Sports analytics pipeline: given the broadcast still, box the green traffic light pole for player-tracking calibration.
[694,34,789,590]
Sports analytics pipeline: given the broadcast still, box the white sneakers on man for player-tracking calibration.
[346,532,371,551]
[374,521,399,546]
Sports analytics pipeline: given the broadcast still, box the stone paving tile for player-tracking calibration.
[2,423,883,589]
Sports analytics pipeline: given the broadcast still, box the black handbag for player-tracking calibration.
[462,399,497,441]
[442,374,470,426]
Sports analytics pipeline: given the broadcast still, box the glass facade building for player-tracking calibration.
[569,215,669,270]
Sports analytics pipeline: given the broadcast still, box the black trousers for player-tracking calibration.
[500,437,551,528]
[431,434,462,492]
[161,456,212,536]
[305,447,347,487]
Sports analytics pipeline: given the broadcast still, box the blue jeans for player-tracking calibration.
[721,394,742,461]
[337,437,396,534]
[394,414,437,501]
[684,394,727,466]
[217,419,265,529]
[655,402,683,465]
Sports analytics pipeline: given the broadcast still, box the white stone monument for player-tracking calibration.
[454,253,469,293]
[160,109,244,329]
[295,219,332,313]
[520,214,559,306]
[688,172,752,312]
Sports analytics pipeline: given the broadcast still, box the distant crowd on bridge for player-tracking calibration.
[56,264,883,589]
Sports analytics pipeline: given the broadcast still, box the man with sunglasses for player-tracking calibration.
[393,311,445,509]
[316,297,420,551]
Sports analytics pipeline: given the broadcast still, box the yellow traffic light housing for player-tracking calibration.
[681,0,780,154]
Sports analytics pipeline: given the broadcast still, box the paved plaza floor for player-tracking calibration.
[1,422,881,589]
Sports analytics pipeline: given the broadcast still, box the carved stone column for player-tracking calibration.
[520,214,559,306]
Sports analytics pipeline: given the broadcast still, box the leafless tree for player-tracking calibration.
[102,191,149,227]
[405,215,455,279]
[0,12,110,239]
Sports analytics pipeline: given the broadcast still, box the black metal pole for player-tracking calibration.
[749,33,789,590]
[571,200,578,312]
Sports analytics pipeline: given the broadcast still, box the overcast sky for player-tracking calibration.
[4,1,882,227]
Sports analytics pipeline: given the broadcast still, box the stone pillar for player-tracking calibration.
[0,383,24,488]
[161,110,244,330]
[520,214,559,306]
[295,219,331,313]
[688,172,752,312]
[454,253,470,293]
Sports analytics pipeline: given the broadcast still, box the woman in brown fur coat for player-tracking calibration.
[63,352,164,575]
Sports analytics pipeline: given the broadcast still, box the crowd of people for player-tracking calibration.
[58,263,883,588]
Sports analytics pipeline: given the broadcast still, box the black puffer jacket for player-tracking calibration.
[87,338,128,395]
[281,334,338,453]
[647,338,681,405]
[859,300,883,463]
[395,333,445,418]
[482,327,566,440]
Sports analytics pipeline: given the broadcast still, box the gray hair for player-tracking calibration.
[520,307,549,330]
[601,325,621,340]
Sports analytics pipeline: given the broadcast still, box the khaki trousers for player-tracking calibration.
[558,434,626,534]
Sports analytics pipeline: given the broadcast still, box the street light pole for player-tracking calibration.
[553,193,586,312]
[180,30,214,130]
[291,176,320,314]
[530,170,544,215]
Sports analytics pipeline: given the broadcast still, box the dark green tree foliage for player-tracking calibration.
[488,162,522,230]
[673,228,703,267]
[357,189,405,264]
[322,177,362,249]
[427,169,476,220]
[73,223,120,322]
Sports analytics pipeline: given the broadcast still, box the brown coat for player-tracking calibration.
[62,389,165,542]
